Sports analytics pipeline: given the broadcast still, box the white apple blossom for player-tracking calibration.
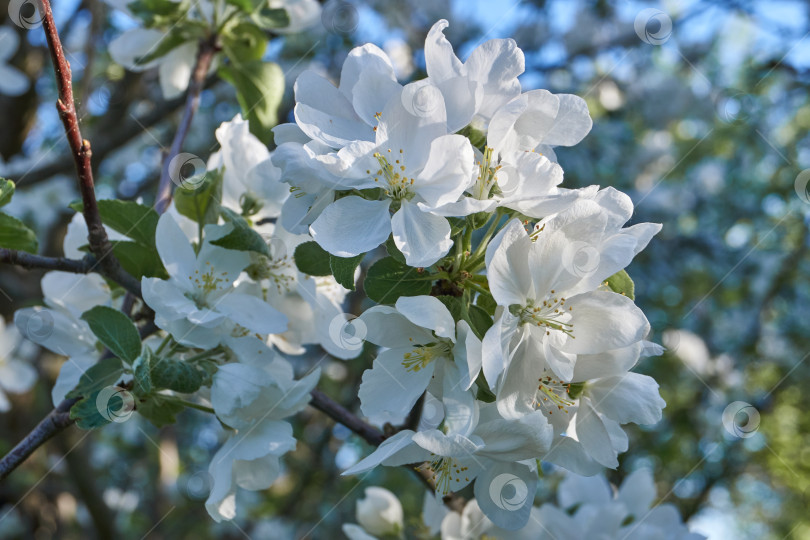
[208,114,288,220]
[142,213,288,349]
[293,44,402,149]
[308,83,474,266]
[535,470,705,540]
[424,19,525,132]
[357,295,482,426]
[14,271,112,405]
[206,352,319,521]
[342,486,405,539]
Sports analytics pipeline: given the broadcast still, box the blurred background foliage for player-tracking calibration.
[1,0,809,538]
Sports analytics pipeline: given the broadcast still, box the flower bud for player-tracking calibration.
[355,487,403,537]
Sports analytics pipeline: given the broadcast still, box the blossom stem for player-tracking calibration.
[171,398,215,415]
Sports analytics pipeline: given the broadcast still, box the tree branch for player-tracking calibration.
[0,397,77,482]
[38,0,136,292]
[154,36,220,214]
[0,248,141,296]
[309,389,464,505]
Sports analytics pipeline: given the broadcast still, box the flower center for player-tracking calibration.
[420,454,469,494]
[189,261,229,299]
[536,375,575,415]
[514,291,575,338]
[401,342,451,372]
[370,149,415,202]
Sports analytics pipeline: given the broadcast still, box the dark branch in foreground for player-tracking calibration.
[0,248,141,296]
[0,398,77,482]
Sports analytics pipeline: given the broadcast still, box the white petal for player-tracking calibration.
[359,347,434,426]
[391,201,452,268]
[158,41,197,99]
[424,20,463,82]
[574,400,618,468]
[586,373,665,425]
[473,462,537,531]
[542,94,593,147]
[294,70,371,147]
[155,213,197,282]
[414,134,474,209]
[108,28,166,71]
[310,196,391,257]
[452,320,482,390]
[342,430,428,475]
[359,305,436,347]
[560,291,649,355]
[215,293,288,335]
[395,295,455,340]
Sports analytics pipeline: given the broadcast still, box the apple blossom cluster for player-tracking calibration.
[6,18,670,533]
[343,470,704,539]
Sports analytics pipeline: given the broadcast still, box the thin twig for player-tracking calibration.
[154,36,219,214]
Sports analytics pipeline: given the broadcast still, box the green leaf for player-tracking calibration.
[70,391,113,429]
[330,253,363,290]
[112,241,168,279]
[210,208,270,257]
[475,292,497,316]
[150,358,204,394]
[466,305,493,339]
[222,22,267,63]
[447,217,466,236]
[96,200,159,247]
[223,0,253,12]
[137,395,185,428]
[364,257,433,304]
[251,7,290,29]
[66,357,124,399]
[294,241,332,276]
[0,213,38,253]
[174,168,223,226]
[218,61,284,145]
[135,32,189,65]
[384,236,406,264]
[132,348,153,398]
[80,306,142,363]
[0,179,14,207]
[606,269,635,300]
